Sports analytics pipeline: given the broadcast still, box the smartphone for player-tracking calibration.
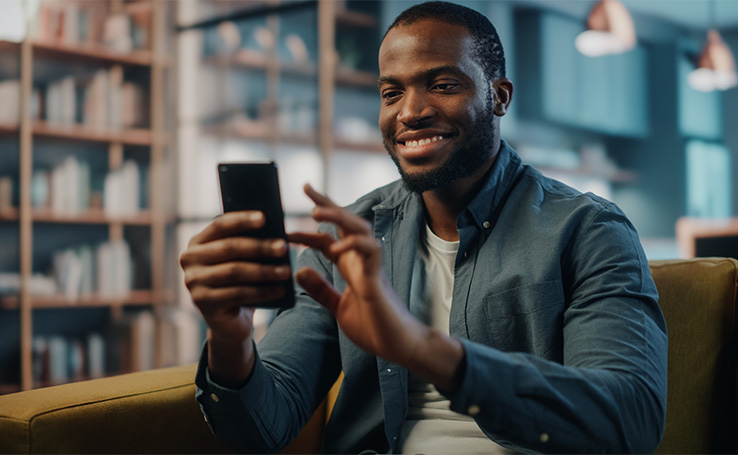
[217,162,294,309]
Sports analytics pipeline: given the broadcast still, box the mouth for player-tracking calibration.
[398,135,448,147]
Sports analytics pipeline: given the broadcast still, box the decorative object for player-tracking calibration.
[575,0,636,57]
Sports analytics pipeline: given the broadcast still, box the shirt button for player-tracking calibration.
[483,221,490,229]
[386,368,392,373]
[539,432,550,443]
[381,236,386,242]
[467,404,481,415]
[210,393,220,403]
[463,251,468,258]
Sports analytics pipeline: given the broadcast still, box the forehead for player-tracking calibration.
[379,19,478,76]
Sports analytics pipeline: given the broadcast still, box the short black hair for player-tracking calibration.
[385,1,506,80]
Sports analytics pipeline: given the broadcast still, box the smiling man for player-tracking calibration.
[180,2,668,453]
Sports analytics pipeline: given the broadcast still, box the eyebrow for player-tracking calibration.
[377,65,468,88]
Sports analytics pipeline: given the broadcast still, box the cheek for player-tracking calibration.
[378,107,394,135]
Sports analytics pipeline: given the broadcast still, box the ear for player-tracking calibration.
[491,78,513,116]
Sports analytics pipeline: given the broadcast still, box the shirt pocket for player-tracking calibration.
[481,280,565,358]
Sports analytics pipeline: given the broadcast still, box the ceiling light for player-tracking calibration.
[688,29,738,92]
[575,0,636,57]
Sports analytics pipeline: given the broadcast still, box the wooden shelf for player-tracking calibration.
[0,208,154,225]
[0,383,21,395]
[0,122,19,135]
[0,289,159,310]
[0,207,19,220]
[335,66,377,88]
[1,0,177,394]
[32,42,154,67]
[34,209,153,225]
[204,50,318,79]
[334,138,386,153]
[204,52,376,89]
[203,122,319,146]
[336,8,379,28]
[203,123,386,153]
[0,40,20,52]
[32,120,154,146]
[204,49,269,69]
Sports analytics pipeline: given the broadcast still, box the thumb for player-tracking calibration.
[296,267,341,315]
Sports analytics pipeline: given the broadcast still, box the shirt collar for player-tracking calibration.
[372,139,525,232]
[461,139,524,232]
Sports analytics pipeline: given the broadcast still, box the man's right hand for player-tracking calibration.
[179,210,291,387]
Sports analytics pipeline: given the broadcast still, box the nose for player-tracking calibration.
[396,89,435,127]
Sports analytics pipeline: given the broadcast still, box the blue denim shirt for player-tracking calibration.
[195,141,668,454]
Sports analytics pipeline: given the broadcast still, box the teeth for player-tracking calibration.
[404,136,444,147]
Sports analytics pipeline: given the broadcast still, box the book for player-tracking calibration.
[102,14,132,54]
[30,170,49,209]
[95,239,132,298]
[53,249,83,300]
[47,336,68,385]
[0,176,13,210]
[104,160,141,217]
[130,310,155,371]
[87,332,105,379]
[0,80,20,124]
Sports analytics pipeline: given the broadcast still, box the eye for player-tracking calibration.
[381,90,402,102]
[432,82,460,92]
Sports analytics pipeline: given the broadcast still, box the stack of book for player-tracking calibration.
[43,71,147,130]
[31,1,150,53]
[29,157,147,216]
[51,240,133,300]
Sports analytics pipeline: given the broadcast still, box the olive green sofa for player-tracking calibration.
[1,258,736,454]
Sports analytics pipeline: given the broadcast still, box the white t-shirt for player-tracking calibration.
[398,223,513,455]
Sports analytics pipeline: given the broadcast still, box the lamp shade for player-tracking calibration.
[688,29,738,92]
[576,0,636,57]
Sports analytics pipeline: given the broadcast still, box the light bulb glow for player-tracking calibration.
[688,68,738,92]
[575,30,634,57]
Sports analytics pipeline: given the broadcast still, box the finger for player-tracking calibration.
[190,283,287,308]
[329,235,382,258]
[295,267,341,315]
[185,262,291,289]
[288,232,336,256]
[189,211,265,246]
[181,236,288,267]
[303,183,339,208]
[312,206,373,236]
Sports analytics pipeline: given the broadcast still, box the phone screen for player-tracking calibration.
[218,162,295,309]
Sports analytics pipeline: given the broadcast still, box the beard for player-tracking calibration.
[384,98,497,194]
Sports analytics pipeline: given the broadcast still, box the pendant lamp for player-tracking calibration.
[575,0,636,57]
[688,1,737,92]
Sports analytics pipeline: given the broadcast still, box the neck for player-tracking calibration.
[421,158,495,242]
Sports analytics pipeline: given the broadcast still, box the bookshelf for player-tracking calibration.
[174,0,398,341]
[0,0,176,393]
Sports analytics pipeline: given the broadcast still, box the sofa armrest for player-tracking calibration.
[0,364,233,454]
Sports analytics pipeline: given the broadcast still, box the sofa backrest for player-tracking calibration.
[650,258,738,453]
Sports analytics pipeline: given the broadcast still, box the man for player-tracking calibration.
[179,2,668,453]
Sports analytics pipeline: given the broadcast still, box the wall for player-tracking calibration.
[725,29,738,216]
[376,1,738,243]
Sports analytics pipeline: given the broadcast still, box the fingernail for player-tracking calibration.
[275,265,290,277]
[248,211,264,222]
[272,239,286,254]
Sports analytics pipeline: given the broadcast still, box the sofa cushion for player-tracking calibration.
[0,364,232,454]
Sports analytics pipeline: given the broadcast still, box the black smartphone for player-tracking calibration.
[217,162,294,309]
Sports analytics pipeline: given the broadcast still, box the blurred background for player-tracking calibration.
[0,0,736,394]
